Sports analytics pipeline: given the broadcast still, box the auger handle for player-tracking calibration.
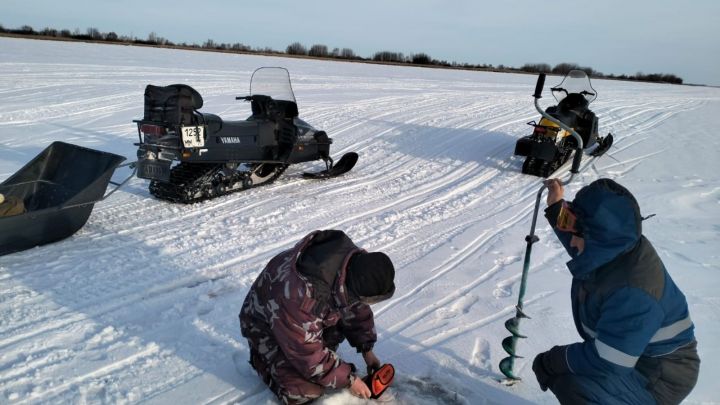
[571,147,583,174]
[533,74,546,99]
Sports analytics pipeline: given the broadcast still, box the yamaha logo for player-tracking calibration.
[219,137,242,144]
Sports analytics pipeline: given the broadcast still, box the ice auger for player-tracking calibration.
[499,74,585,381]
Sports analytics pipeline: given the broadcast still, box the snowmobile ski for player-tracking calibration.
[589,133,613,157]
[302,152,358,179]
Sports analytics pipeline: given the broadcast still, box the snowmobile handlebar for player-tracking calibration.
[235,95,253,101]
[551,87,596,97]
[533,74,546,99]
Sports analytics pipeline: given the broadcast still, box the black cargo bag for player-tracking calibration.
[143,84,203,125]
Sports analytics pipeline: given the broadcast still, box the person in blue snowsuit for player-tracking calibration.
[533,178,699,404]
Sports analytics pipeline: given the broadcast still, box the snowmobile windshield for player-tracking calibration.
[551,70,597,104]
[249,67,296,103]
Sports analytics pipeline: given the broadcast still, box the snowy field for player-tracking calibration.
[0,37,718,404]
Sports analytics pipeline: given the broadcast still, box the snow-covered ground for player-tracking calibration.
[0,37,718,404]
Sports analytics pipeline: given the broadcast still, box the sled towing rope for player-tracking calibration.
[499,74,586,382]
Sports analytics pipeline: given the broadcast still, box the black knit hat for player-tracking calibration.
[346,252,395,303]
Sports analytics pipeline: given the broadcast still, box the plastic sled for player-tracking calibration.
[0,141,131,256]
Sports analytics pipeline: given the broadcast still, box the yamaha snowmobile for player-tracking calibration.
[134,67,358,203]
[514,70,613,177]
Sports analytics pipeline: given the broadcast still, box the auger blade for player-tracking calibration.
[499,357,521,380]
[515,306,531,319]
[501,336,524,357]
[504,318,527,338]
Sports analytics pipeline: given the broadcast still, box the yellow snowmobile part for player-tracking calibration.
[538,117,559,128]
[538,117,574,140]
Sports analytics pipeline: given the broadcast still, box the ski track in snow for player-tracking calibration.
[1,38,718,405]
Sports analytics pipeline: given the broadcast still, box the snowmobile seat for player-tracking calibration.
[276,100,299,119]
[251,96,299,121]
[544,101,597,149]
[198,113,224,134]
[198,113,261,138]
[557,93,589,112]
[0,141,126,256]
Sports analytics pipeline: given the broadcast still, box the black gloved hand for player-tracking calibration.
[533,345,571,392]
[532,353,553,391]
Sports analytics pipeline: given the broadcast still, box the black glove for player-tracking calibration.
[532,353,553,391]
[533,346,571,391]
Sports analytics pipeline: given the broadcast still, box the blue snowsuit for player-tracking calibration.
[536,179,699,405]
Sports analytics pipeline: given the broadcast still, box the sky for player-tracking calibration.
[2,0,719,86]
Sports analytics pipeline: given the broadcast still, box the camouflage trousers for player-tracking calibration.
[244,323,346,405]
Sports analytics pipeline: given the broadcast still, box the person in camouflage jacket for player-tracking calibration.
[240,230,396,404]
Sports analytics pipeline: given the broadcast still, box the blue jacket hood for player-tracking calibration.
[567,179,643,277]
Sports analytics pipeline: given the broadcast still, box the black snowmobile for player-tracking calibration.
[514,70,613,177]
[134,67,358,203]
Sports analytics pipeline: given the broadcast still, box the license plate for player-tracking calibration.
[181,125,205,147]
[137,159,171,182]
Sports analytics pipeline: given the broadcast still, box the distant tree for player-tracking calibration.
[552,62,581,75]
[41,27,58,37]
[630,72,682,84]
[255,46,279,54]
[0,24,5,33]
[520,63,551,73]
[308,44,329,57]
[411,53,432,65]
[373,51,405,63]
[203,39,215,48]
[661,74,682,84]
[286,42,307,55]
[578,65,596,77]
[232,42,251,51]
[340,48,356,59]
[59,29,72,38]
[87,27,102,40]
[19,25,35,35]
[150,32,171,45]
[105,32,119,41]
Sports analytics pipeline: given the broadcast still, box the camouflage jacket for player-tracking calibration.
[240,230,378,389]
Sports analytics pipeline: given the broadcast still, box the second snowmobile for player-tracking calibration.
[134,67,357,203]
[514,70,613,177]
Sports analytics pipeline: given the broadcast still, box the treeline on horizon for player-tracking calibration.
[1,23,684,85]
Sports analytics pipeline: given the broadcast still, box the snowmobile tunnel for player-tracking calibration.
[0,141,127,256]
